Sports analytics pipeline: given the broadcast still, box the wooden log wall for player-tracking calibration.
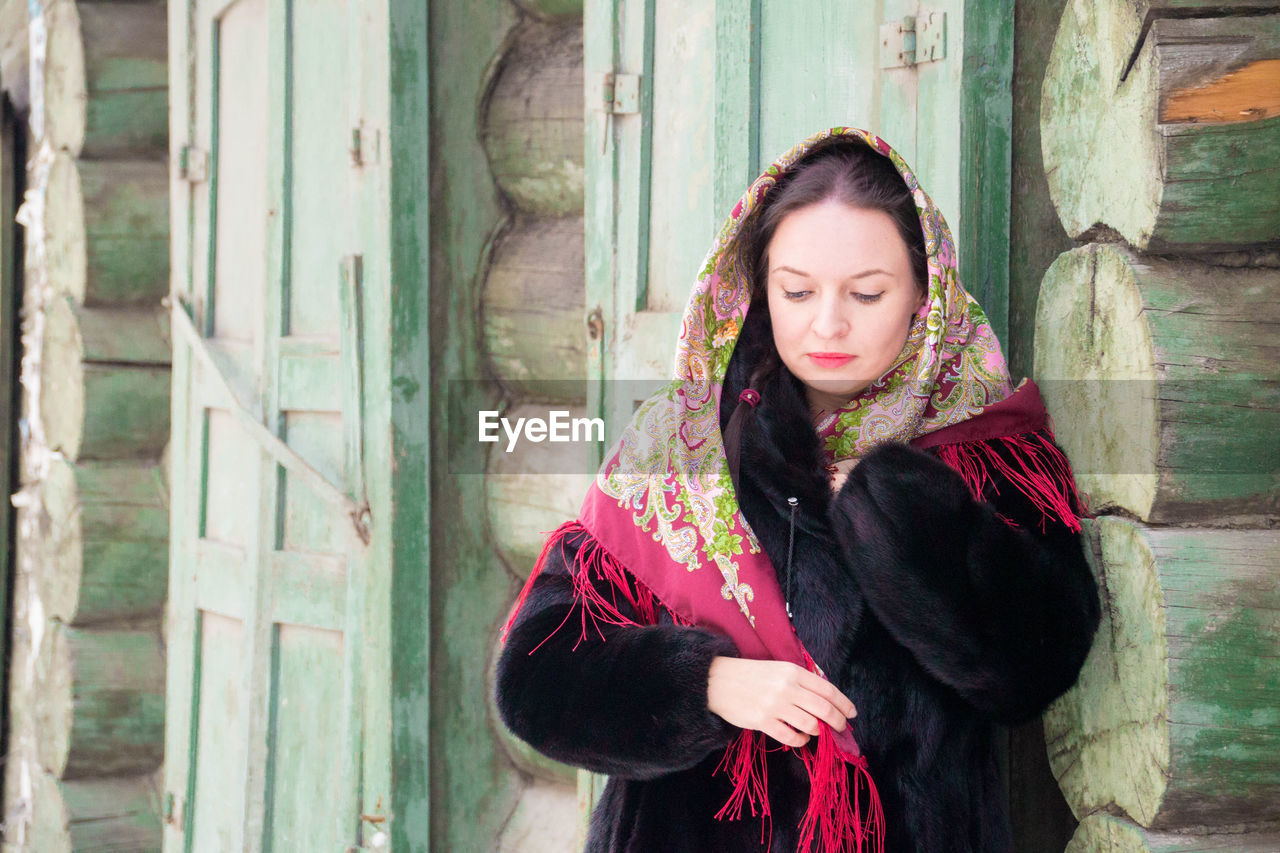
[1035,0,1280,848]
[477,2,594,850]
[2,2,170,850]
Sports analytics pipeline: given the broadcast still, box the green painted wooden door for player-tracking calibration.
[164,0,380,849]
[583,0,1012,821]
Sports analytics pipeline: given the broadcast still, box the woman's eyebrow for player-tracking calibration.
[770,265,894,280]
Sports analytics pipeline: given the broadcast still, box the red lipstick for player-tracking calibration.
[807,352,855,368]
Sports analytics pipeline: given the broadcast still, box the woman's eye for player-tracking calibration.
[782,289,810,300]
[854,292,883,304]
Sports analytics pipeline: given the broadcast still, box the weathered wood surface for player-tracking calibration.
[37,457,168,626]
[482,217,587,400]
[45,1,169,158]
[511,0,583,21]
[28,771,161,853]
[40,303,171,460]
[495,778,579,852]
[34,624,166,780]
[485,402,596,576]
[0,0,29,110]
[1042,3,1280,249]
[482,21,584,217]
[1044,517,1280,829]
[46,153,170,305]
[45,295,171,364]
[1067,813,1280,852]
[1033,243,1280,523]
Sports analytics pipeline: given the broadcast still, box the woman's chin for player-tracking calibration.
[797,374,874,405]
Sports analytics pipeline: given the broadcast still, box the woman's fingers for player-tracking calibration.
[797,668,857,719]
[779,705,822,737]
[765,721,810,749]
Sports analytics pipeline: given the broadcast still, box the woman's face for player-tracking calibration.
[765,199,925,415]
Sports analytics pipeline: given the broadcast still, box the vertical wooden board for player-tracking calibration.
[1007,0,1071,379]
[279,411,345,553]
[287,0,348,338]
[212,0,268,344]
[263,624,345,851]
[956,0,1013,345]
[876,0,918,168]
[423,0,524,848]
[712,0,756,219]
[757,3,882,167]
[646,0,714,313]
[201,408,258,548]
[913,0,964,239]
[189,611,248,853]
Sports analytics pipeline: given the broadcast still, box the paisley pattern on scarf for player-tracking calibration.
[593,127,1014,628]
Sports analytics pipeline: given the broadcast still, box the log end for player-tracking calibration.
[1043,517,1171,827]
[1034,244,1159,519]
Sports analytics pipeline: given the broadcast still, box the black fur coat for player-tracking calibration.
[495,352,1101,852]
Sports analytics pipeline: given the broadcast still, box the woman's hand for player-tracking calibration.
[706,656,857,748]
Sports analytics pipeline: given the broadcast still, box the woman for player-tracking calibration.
[494,128,1100,852]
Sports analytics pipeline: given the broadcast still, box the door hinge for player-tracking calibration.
[600,72,641,114]
[179,145,208,182]
[879,11,946,69]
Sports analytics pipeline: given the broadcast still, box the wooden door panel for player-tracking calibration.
[286,0,350,338]
[263,624,345,850]
[211,0,268,347]
[169,0,368,848]
[189,612,249,853]
[647,0,715,315]
[757,4,882,167]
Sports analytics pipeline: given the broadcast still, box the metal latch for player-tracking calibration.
[880,11,946,69]
[600,72,641,114]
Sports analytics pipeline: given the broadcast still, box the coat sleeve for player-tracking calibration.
[494,524,742,779]
[827,435,1101,725]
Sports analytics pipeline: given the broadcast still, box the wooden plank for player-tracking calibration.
[957,0,1013,345]
[757,2,881,166]
[1067,812,1280,852]
[29,771,162,853]
[1033,243,1280,523]
[45,1,169,159]
[481,217,587,400]
[712,0,757,221]
[482,21,585,217]
[277,351,342,412]
[188,610,248,853]
[46,155,170,306]
[210,0,268,344]
[36,624,166,780]
[1042,4,1280,250]
[1044,519,1280,829]
[262,623,346,849]
[39,458,168,626]
[194,539,250,621]
[419,0,523,848]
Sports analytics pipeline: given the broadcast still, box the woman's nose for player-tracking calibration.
[811,298,852,340]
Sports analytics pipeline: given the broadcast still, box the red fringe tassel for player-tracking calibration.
[797,729,885,853]
[501,519,681,654]
[935,430,1089,534]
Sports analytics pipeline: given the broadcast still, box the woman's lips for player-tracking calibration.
[807,353,855,368]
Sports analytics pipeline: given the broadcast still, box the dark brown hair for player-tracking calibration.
[739,139,928,308]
